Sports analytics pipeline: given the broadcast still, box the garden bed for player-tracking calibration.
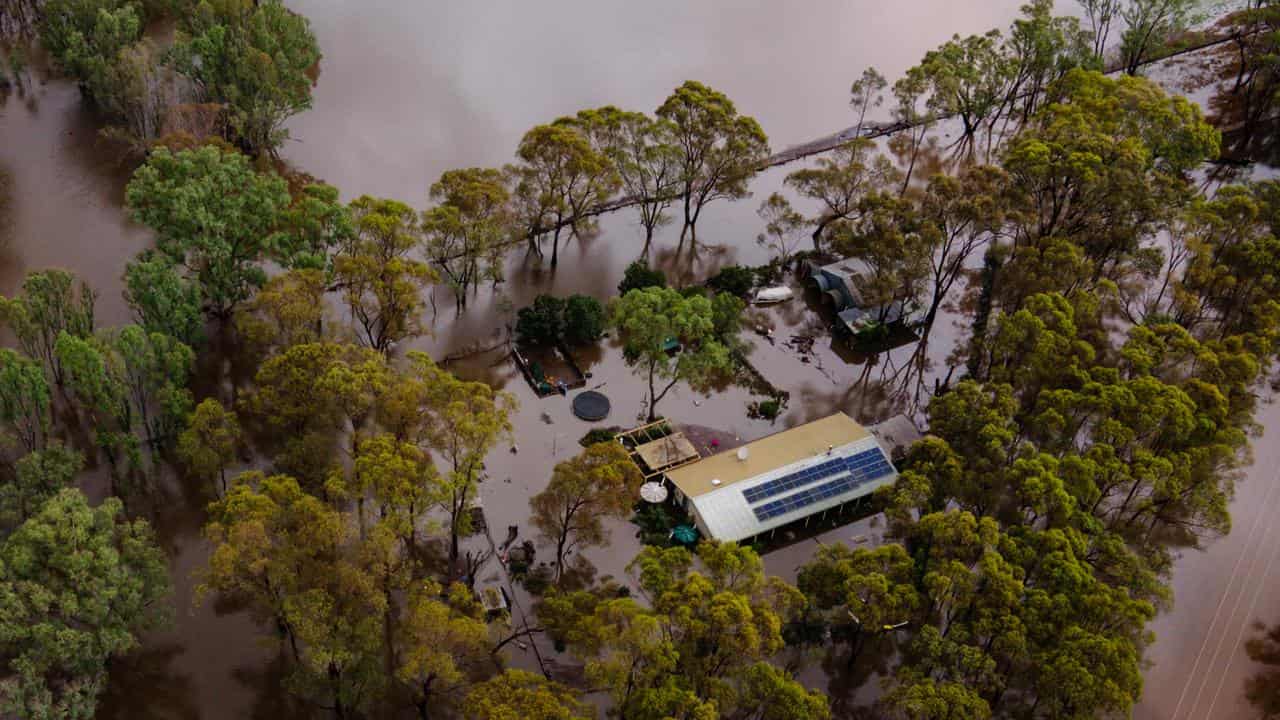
[511,343,588,398]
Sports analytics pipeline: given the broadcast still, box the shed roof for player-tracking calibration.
[634,433,700,472]
[667,413,870,498]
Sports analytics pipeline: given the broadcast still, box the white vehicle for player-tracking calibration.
[752,286,794,305]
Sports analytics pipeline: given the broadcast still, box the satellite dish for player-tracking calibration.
[711,478,722,486]
[737,447,749,461]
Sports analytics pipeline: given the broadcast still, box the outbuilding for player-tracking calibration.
[665,412,898,544]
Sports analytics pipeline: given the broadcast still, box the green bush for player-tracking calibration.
[758,399,781,419]
[579,427,619,447]
[515,294,566,346]
[708,265,755,297]
[618,260,666,295]
[563,294,605,345]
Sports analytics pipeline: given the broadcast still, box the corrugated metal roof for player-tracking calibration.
[688,435,896,543]
[667,413,870,498]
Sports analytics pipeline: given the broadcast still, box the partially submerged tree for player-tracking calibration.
[610,286,736,421]
[1118,0,1197,75]
[656,81,770,251]
[381,352,515,577]
[463,670,591,720]
[334,196,438,353]
[0,269,97,386]
[515,295,566,347]
[177,397,242,495]
[123,252,205,349]
[513,123,618,268]
[540,543,823,720]
[422,167,511,310]
[200,472,348,661]
[170,0,322,155]
[0,489,170,720]
[561,106,681,255]
[755,192,806,267]
[785,139,897,250]
[530,442,642,584]
[0,444,82,531]
[0,349,51,455]
[125,146,291,320]
[849,67,888,135]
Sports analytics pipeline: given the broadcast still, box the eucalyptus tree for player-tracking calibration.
[126,145,291,320]
[170,0,322,154]
[559,106,681,255]
[0,489,170,720]
[422,167,511,309]
[333,196,438,353]
[656,81,770,251]
[0,269,97,387]
[1119,0,1198,75]
[785,138,898,249]
[513,123,618,268]
[849,66,888,135]
[610,286,737,421]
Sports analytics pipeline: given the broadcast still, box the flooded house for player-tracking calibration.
[665,412,898,545]
[802,259,922,338]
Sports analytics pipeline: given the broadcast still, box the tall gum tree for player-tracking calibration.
[656,81,769,252]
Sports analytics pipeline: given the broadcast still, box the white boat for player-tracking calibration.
[752,286,794,305]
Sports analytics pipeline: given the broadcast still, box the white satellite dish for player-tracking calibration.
[737,447,749,461]
[711,478,722,486]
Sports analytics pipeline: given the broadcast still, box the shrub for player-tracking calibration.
[708,265,755,297]
[618,260,666,295]
[579,427,619,447]
[563,294,605,345]
[515,294,566,346]
[757,399,781,419]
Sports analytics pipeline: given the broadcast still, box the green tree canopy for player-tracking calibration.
[0,489,170,720]
[610,286,735,421]
[123,251,206,348]
[125,145,292,319]
[656,80,769,250]
[333,196,438,353]
[541,542,822,720]
[513,123,619,268]
[0,269,97,387]
[422,167,511,310]
[530,441,642,585]
[463,670,591,720]
[170,0,322,154]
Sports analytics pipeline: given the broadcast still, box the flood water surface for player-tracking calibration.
[10,1,1273,718]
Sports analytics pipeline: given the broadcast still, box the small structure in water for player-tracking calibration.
[752,286,794,305]
[571,390,611,421]
[616,419,703,483]
[511,343,588,398]
[801,259,922,340]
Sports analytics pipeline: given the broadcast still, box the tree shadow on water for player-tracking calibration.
[99,642,200,720]
[1245,621,1280,719]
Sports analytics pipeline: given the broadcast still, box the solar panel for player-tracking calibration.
[751,475,858,522]
[741,456,847,504]
[748,448,897,523]
[741,448,890,505]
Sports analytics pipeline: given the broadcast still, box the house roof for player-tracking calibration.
[667,413,871,498]
[683,433,896,543]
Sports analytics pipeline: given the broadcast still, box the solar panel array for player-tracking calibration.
[741,457,846,504]
[747,447,894,523]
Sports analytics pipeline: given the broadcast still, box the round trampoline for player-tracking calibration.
[572,390,611,421]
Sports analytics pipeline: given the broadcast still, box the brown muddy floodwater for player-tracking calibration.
[9,2,1275,718]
